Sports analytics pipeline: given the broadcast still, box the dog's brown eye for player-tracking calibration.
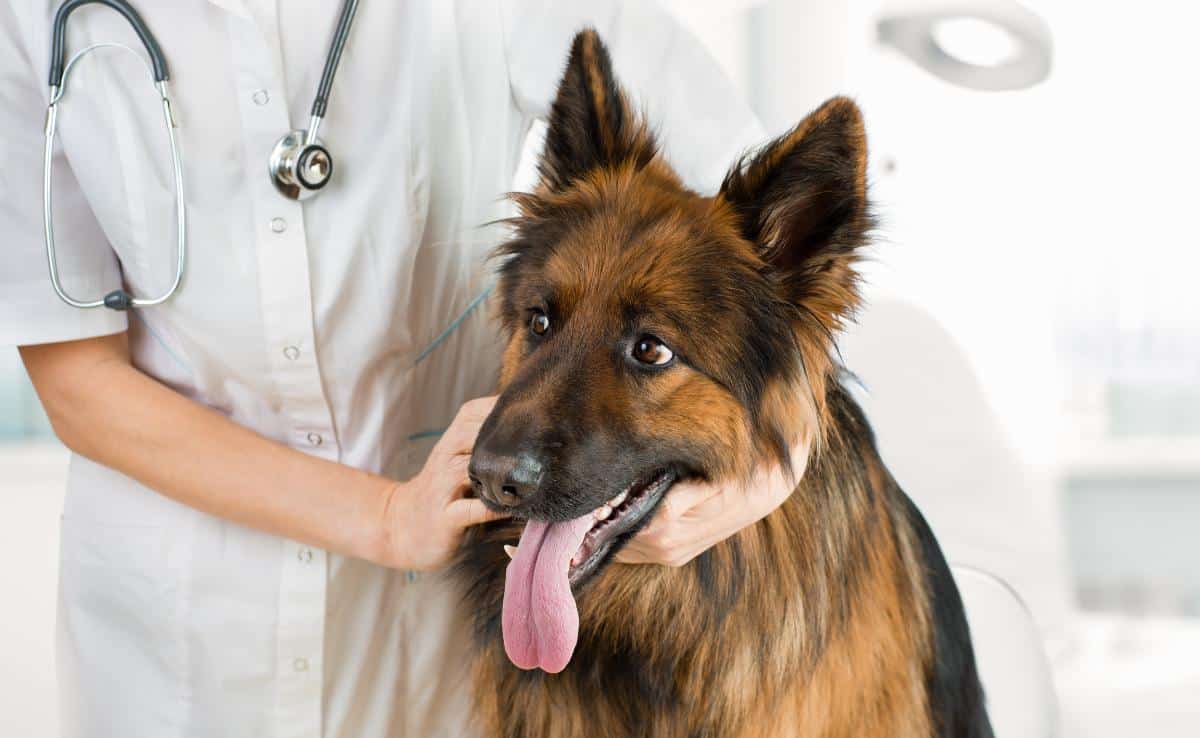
[632,336,673,366]
[530,310,551,336]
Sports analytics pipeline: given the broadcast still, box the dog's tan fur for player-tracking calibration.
[455,29,990,738]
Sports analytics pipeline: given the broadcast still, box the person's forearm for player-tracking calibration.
[20,334,392,564]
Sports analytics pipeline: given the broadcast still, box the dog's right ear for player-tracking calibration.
[537,29,658,192]
[718,97,872,332]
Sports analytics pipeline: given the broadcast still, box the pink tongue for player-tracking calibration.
[502,515,595,673]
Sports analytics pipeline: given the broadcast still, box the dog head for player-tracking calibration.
[469,29,872,594]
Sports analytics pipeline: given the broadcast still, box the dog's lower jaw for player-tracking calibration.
[566,469,677,587]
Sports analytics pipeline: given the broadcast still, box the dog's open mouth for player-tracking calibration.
[501,470,676,673]
[568,469,676,585]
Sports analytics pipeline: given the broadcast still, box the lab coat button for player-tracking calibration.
[297,547,313,563]
[283,346,300,360]
[270,217,287,233]
[252,89,269,106]
[293,657,309,672]
[307,432,323,446]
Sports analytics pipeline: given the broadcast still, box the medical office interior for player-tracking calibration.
[2,0,1197,735]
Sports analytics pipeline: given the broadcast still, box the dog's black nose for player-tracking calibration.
[469,449,544,509]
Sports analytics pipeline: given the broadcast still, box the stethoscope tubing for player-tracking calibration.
[49,0,168,86]
[43,2,185,311]
[311,0,358,120]
[42,0,357,310]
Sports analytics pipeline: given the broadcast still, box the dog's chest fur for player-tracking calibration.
[458,391,944,738]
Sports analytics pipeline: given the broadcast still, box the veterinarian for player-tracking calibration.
[1,2,803,736]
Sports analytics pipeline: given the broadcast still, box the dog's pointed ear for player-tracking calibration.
[538,29,657,192]
[718,97,872,330]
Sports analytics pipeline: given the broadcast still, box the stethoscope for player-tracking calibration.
[42,0,359,311]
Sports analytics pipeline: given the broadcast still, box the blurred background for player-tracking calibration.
[3,0,1197,735]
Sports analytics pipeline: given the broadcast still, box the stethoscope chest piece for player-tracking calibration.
[267,0,359,202]
[269,129,333,201]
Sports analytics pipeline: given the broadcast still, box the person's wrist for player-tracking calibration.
[364,476,411,569]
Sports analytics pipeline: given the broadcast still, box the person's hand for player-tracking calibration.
[615,437,812,567]
[377,396,510,571]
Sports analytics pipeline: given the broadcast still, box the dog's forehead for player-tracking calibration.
[534,187,755,317]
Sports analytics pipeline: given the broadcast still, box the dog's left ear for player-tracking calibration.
[538,29,657,192]
[718,97,872,329]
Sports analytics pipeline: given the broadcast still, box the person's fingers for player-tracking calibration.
[453,396,498,431]
[615,530,710,567]
[440,422,481,455]
[616,510,688,564]
[618,490,752,566]
[437,396,500,455]
[678,485,778,551]
[615,458,805,568]
[459,395,499,420]
[447,452,471,472]
[613,537,658,564]
[438,454,474,500]
[626,480,723,552]
[690,484,735,515]
[662,545,705,568]
[655,479,724,522]
[447,497,511,529]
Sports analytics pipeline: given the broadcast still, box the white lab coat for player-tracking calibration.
[0,1,762,736]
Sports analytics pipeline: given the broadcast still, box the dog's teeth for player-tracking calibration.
[593,504,612,521]
[610,491,628,507]
[504,545,517,560]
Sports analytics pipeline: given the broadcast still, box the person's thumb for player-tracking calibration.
[447,497,511,529]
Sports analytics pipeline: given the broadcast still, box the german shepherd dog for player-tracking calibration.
[458,30,992,738]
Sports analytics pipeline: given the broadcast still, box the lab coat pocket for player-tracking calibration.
[58,517,187,731]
